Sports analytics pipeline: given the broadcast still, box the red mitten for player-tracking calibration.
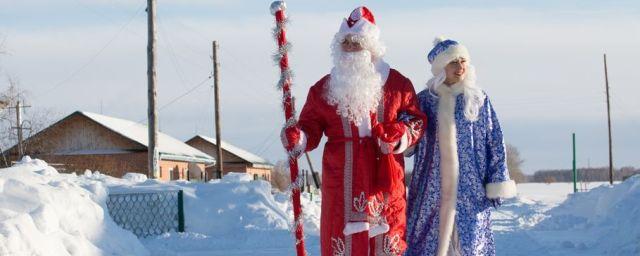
[372,122,406,154]
[280,125,301,151]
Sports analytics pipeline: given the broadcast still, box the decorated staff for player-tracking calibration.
[269,1,306,256]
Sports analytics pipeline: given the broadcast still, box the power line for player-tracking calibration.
[157,16,191,89]
[137,75,212,124]
[36,3,146,98]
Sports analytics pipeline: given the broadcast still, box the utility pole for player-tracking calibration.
[213,41,223,179]
[10,101,30,160]
[147,0,159,179]
[604,54,613,185]
[16,101,23,158]
[572,133,577,193]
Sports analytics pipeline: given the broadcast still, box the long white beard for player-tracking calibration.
[326,50,383,125]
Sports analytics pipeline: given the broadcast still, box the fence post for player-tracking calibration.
[178,190,185,232]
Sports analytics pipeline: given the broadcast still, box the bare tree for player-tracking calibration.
[270,160,292,192]
[0,34,6,56]
[0,77,57,166]
[506,143,526,183]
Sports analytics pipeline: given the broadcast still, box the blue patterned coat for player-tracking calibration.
[405,88,514,256]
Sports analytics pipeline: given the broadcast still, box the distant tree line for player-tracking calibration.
[529,166,640,183]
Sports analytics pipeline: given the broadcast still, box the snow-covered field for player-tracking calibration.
[495,181,640,256]
[1,158,639,255]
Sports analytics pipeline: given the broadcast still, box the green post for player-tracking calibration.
[572,133,577,193]
[178,190,185,232]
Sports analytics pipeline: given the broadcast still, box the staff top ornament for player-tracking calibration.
[270,1,287,15]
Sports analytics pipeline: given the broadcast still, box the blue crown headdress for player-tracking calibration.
[428,38,460,64]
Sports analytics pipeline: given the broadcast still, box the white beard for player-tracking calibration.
[326,49,383,126]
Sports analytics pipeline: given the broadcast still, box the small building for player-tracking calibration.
[3,111,215,181]
[185,135,273,181]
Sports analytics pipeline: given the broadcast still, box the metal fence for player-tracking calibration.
[106,190,185,237]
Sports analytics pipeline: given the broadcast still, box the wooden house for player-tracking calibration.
[185,135,273,181]
[3,111,215,181]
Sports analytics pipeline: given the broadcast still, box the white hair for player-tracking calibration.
[428,65,486,121]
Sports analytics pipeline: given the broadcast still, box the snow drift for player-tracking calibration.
[0,157,149,255]
[0,158,321,255]
[533,176,640,255]
[137,173,321,255]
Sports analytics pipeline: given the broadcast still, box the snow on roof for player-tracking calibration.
[192,135,272,167]
[78,111,215,164]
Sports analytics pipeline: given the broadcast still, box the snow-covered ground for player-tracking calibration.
[1,158,639,255]
[495,181,640,255]
[0,157,148,255]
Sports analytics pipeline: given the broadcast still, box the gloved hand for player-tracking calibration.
[378,140,399,155]
[372,122,406,155]
[280,125,302,152]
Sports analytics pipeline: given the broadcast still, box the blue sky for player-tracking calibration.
[1,0,639,173]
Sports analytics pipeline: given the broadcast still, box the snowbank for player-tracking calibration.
[0,159,321,255]
[137,172,321,255]
[0,157,149,256]
[532,175,640,255]
[496,178,640,255]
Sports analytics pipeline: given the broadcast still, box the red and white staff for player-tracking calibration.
[270,1,306,256]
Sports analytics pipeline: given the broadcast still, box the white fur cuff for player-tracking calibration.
[392,131,409,154]
[295,131,307,154]
[486,180,517,199]
[343,222,370,236]
[368,223,390,238]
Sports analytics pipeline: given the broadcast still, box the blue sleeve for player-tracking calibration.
[484,96,517,199]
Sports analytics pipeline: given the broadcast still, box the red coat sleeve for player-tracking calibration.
[399,78,427,146]
[297,81,327,152]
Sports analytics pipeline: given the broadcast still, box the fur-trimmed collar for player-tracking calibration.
[374,59,390,85]
[436,82,465,96]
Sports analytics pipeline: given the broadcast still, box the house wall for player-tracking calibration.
[158,159,205,181]
[17,114,145,156]
[204,165,272,181]
[186,137,272,181]
[247,167,272,181]
[36,152,147,178]
[33,153,203,182]
[4,113,206,182]
[185,137,243,164]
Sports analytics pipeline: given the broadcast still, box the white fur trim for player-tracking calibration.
[338,18,379,41]
[333,18,385,59]
[368,223,390,238]
[357,116,372,137]
[431,44,470,76]
[486,180,517,199]
[375,59,390,84]
[343,221,370,235]
[436,83,460,256]
[281,128,306,157]
[295,131,307,154]
[392,130,409,154]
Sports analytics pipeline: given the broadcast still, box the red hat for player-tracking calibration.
[347,6,375,27]
[337,6,380,41]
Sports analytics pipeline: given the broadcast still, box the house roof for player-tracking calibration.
[189,135,273,168]
[78,111,215,164]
